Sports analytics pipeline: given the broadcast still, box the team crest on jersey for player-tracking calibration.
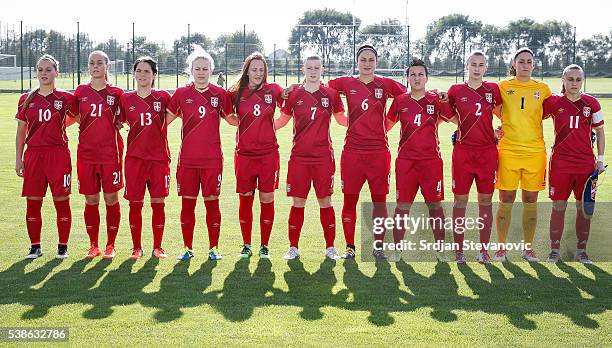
[321,98,329,108]
[374,88,383,99]
[583,107,591,117]
[534,91,540,100]
[107,95,115,106]
[485,93,493,103]
[54,100,63,110]
[427,104,435,115]
[210,97,218,107]
[264,94,273,104]
[153,101,161,112]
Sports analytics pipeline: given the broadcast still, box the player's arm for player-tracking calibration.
[446,115,459,125]
[595,125,605,172]
[224,113,239,126]
[333,111,348,127]
[275,112,293,129]
[385,99,399,131]
[65,111,79,127]
[282,83,301,99]
[15,120,26,177]
[493,105,502,119]
[166,110,179,124]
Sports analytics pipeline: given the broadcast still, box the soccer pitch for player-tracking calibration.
[0,93,611,346]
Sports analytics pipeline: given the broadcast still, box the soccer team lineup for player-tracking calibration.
[15,43,607,265]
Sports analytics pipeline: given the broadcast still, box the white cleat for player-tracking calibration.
[522,249,540,262]
[283,246,299,260]
[325,247,340,260]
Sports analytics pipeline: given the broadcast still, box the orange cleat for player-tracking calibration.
[129,248,143,260]
[85,245,102,259]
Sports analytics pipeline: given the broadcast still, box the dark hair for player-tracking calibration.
[509,47,534,76]
[229,52,268,112]
[132,56,157,87]
[356,45,378,60]
[406,58,428,77]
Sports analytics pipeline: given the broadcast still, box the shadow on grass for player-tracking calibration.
[2,255,611,329]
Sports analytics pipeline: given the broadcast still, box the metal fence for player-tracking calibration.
[0,21,610,93]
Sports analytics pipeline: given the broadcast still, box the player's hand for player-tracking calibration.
[494,126,504,140]
[15,158,24,177]
[115,119,124,130]
[432,89,449,102]
[596,161,606,173]
[282,84,299,99]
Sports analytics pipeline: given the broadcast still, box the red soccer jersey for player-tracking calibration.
[74,83,124,164]
[327,75,406,153]
[447,81,501,148]
[119,89,172,163]
[386,91,455,160]
[15,89,76,149]
[281,84,344,163]
[168,83,232,168]
[230,82,284,157]
[543,93,604,172]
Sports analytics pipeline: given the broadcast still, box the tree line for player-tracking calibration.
[1,10,610,75]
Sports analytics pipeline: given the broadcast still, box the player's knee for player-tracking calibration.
[102,192,118,205]
[552,200,568,211]
[499,190,517,203]
[151,197,165,204]
[293,197,307,208]
[317,196,332,208]
[204,195,219,201]
[259,191,274,203]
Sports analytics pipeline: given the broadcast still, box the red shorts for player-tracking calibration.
[395,157,444,203]
[340,150,391,195]
[234,151,280,193]
[452,145,498,195]
[22,147,72,197]
[286,158,335,199]
[548,157,592,201]
[77,161,123,195]
[124,157,170,201]
[177,166,222,197]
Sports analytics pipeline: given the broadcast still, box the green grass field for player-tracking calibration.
[0,92,611,346]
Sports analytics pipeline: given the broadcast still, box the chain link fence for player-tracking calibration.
[0,21,610,93]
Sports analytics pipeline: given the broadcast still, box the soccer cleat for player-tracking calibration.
[455,252,466,265]
[522,249,540,262]
[546,250,561,263]
[325,247,341,260]
[209,247,222,261]
[372,249,387,261]
[477,251,491,264]
[436,252,450,262]
[85,245,102,259]
[283,246,299,260]
[103,245,116,259]
[153,248,168,259]
[239,244,253,258]
[575,250,593,264]
[259,245,270,259]
[493,250,507,262]
[177,248,194,261]
[129,248,144,260]
[342,246,356,259]
[26,246,43,259]
[56,245,69,259]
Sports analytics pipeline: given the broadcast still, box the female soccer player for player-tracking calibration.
[274,55,347,260]
[15,54,77,259]
[119,56,172,259]
[327,45,407,260]
[544,64,605,264]
[226,52,284,259]
[167,46,233,261]
[386,59,454,262]
[447,51,502,264]
[494,48,552,262]
[74,51,124,259]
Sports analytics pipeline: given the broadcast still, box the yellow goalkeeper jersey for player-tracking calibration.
[498,77,552,155]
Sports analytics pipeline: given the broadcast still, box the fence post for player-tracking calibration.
[224,42,228,89]
[243,24,246,61]
[406,25,410,68]
[273,43,276,82]
[285,56,288,86]
[187,23,191,54]
[297,25,301,82]
[175,42,179,89]
[126,42,130,91]
[352,24,356,74]
[20,21,23,93]
[77,21,81,85]
[572,26,576,64]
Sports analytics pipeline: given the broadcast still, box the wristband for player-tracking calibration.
[598,155,605,162]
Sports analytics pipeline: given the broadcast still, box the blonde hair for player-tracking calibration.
[561,64,584,93]
[185,44,215,83]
